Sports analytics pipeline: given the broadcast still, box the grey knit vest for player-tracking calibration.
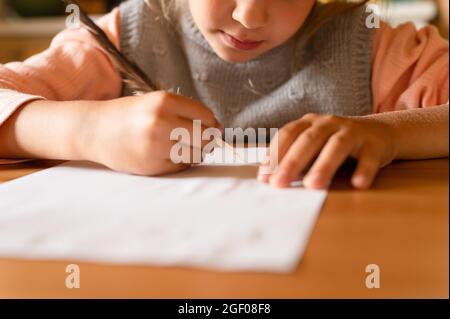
[119,0,373,129]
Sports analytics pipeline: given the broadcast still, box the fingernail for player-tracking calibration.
[270,173,291,187]
[257,174,270,183]
[353,175,367,189]
[257,166,271,183]
[304,173,324,189]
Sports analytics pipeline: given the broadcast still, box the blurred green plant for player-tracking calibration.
[6,0,66,17]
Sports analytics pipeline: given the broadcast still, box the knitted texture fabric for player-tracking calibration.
[119,0,373,129]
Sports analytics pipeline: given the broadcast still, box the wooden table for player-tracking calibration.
[0,159,448,298]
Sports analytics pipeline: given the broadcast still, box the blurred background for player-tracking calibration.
[0,0,448,63]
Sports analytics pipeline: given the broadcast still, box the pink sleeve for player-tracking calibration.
[0,7,122,127]
[372,21,449,113]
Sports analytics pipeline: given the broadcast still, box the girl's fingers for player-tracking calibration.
[150,118,215,163]
[164,117,217,150]
[258,120,311,177]
[272,120,312,161]
[163,142,209,164]
[303,131,354,189]
[270,125,339,187]
[170,95,218,128]
[351,146,381,189]
[159,159,190,175]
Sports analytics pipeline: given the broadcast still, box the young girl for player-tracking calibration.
[0,0,448,190]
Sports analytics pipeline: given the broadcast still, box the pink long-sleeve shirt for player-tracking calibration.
[0,8,448,131]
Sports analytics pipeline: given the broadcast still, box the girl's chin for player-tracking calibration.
[217,52,254,64]
[212,45,263,64]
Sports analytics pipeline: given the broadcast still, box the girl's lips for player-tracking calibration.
[220,31,264,51]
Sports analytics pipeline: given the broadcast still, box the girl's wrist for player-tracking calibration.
[0,99,99,161]
[73,100,108,163]
[382,120,400,161]
[353,113,400,162]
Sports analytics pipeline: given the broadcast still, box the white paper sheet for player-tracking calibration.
[0,148,327,273]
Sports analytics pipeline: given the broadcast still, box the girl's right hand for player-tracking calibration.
[86,91,219,176]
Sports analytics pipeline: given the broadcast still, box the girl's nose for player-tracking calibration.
[232,0,268,30]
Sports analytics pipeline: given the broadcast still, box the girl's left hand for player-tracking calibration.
[258,113,397,189]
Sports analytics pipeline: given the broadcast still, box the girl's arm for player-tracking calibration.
[0,99,99,160]
[0,91,220,176]
[259,21,449,190]
[0,9,122,137]
[372,21,449,112]
[258,103,448,190]
[0,6,220,177]
[357,103,449,160]
[370,19,449,159]
[0,8,122,161]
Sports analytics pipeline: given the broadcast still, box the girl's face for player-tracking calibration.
[187,0,316,63]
